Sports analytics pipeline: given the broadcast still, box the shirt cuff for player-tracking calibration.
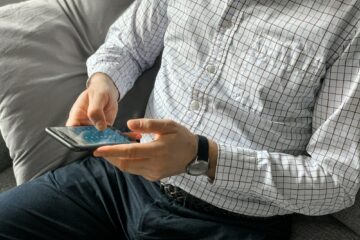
[211,144,257,193]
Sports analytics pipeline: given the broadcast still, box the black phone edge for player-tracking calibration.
[45,127,88,152]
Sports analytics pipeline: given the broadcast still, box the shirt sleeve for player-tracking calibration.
[86,0,168,101]
[211,29,360,216]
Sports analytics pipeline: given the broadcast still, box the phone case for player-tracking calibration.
[45,127,87,151]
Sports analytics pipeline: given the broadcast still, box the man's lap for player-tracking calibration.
[0,156,284,240]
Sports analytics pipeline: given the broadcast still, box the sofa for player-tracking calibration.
[0,0,359,239]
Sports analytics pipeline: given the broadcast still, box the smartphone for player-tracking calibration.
[45,126,131,151]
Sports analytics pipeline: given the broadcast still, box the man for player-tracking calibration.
[1,0,360,239]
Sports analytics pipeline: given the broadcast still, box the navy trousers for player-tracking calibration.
[0,156,291,239]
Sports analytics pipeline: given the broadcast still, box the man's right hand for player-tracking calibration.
[66,73,119,131]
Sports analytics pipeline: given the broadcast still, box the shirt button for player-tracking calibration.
[206,65,217,74]
[221,20,233,29]
[190,100,200,111]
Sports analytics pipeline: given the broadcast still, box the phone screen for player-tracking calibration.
[49,126,130,148]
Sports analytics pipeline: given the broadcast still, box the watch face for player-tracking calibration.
[187,160,209,176]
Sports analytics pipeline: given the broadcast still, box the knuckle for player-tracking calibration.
[138,119,146,129]
[90,90,108,102]
[166,120,177,129]
[88,108,101,118]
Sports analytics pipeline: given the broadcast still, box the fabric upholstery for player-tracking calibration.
[0,167,16,193]
[0,0,133,184]
[0,134,10,172]
[291,215,359,240]
[0,0,26,176]
[333,191,360,236]
[1,0,27,6]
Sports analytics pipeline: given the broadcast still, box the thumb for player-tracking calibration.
[87,92,107,130]
[127,119,176,134]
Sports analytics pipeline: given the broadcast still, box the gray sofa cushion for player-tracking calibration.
[0,0,26,175]
[1,0,27,6]
[0,134,11,172]
[0,167,16,193]
[292,215,360,240]
[333,191,360,236]
[0,0,133,184]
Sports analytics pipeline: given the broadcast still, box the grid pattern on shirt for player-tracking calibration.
[87,0,360,216]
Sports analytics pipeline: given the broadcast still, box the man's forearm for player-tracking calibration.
[87,73,120,101]
[86,0,169,102]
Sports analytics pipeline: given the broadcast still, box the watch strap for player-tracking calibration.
[197,135,209,162]
[185,135,210,176]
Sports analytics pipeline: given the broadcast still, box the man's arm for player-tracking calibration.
[66,0,169,130]
[207,28,360,216]
[87,0,169,101]
[94,28,360,216]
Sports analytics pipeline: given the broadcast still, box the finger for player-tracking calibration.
[66,92,92,126]
[66,117,92,127]
[87,91,107,130]
[123,132,142,141]
[127,119,177,134]
[94,142,158,159]
[104,105,118,126]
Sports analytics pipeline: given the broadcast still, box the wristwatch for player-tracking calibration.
[186,135,209,176]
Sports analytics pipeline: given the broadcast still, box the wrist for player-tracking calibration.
[87,73,120,102]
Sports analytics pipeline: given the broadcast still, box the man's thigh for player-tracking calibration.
[0,156,287,240]
[0,156,136,239]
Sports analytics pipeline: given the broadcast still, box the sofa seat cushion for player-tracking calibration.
[0,167,16,193]
[291,214,359,240]
[333,191,360,236]
[0,134,10,172]
[0,0,27,175]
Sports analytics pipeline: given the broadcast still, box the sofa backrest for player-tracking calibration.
[0,0,26,173]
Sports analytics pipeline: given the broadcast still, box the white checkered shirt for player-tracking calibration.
[87,0,360,216]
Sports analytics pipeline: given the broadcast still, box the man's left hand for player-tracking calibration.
[93,119,198,181]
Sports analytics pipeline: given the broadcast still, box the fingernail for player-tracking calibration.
[128,119,140,128]
[96,122,105,131]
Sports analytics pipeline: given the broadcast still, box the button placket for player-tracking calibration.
[191,2,245,128]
